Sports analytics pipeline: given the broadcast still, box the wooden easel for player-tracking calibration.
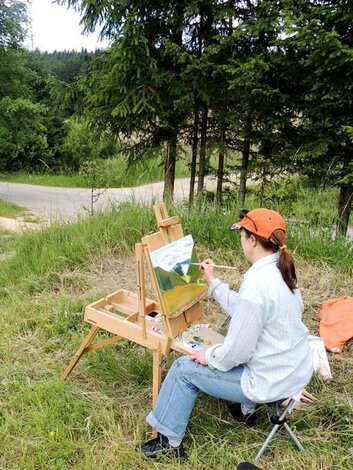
[62,203,223,432]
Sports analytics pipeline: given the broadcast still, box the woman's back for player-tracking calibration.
[241,256,313,402]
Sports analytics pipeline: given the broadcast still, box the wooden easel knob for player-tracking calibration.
[158,216,180,228]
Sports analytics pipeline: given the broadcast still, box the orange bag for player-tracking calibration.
[319,296,353,353]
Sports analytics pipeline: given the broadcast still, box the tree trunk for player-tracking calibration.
[336,182,353,236]
[189,109,199,206]
[228,16,233,35]
[197,106,208,197]
[163,133,177,201]
[162,3,182,202]
[259,139,270,206]
[238,117,252,207]
[216,123,226,204]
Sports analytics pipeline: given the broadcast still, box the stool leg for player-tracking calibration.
[254,424,281,461]
[255,399,299,461]
[283,423,305,452]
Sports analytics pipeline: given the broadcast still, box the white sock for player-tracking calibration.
[241,403,256,415]
[168,437,182,447]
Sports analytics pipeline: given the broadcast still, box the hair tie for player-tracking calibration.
[279,245,287,251]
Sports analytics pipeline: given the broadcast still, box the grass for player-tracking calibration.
[0,156,191,188]
[180,200,353,274]
[0,171,86,187]
[0,199,28,218]
[0,150,230,189]
[0,200,352,469]
[0,199,41,225]
[0,230,17,258]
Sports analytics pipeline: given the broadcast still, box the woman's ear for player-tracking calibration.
[249,234,257,246]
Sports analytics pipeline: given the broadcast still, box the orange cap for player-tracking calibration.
[230,208,286,240]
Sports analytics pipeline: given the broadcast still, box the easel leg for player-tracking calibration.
[152,343,162,438]
[62,326,100,380]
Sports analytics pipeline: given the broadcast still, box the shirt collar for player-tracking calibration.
[244,252,279,280]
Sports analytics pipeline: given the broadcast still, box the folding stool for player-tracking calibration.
[254,398,305,461]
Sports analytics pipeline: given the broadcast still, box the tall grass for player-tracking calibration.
[179,201,353,274]
[0,204,155,294]
[0,156,190,188]
[0,199,351,297]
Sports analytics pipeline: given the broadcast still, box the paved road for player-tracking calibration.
[1,180,352,240]
[0,179,194,220]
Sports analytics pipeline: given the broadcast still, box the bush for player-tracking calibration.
[0,97,48,171]
[62,119,118,171]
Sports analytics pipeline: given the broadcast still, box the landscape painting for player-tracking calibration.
[149,235,207,316]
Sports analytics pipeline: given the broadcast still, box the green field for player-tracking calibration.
[0,201,352,469]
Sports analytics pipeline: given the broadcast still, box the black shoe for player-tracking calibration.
[237,463,263,470]
[140,433,187,463]
[229,403,257,427]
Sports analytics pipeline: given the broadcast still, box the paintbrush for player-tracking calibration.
[190,263,237,270]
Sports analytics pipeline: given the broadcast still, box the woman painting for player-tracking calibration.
[140,208,313,462]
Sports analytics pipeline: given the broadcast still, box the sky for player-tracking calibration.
[27,0,110,52]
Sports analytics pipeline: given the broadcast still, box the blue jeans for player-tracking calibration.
[146,356,254,440]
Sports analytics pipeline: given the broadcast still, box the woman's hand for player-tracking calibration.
[200,258,216,285]
[190,349,208,365]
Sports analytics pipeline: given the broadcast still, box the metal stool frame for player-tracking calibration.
[254,398,305,461]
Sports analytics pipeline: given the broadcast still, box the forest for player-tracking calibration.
[0,0,352,233]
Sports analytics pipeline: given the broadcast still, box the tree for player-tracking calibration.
[0,2,114,173]
[0,0,28,99]
[282,0,353,235]
[79,160,108,215]
[180,1,291,205]
[0,0,27,50]
[0,1,50,171]
[0,97,48,171]
[58,0,352,222]
[61,3,193,200]
[33,49,97,83]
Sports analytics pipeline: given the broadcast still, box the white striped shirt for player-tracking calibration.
[205,253,313,403]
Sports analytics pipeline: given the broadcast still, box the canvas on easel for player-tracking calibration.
[61,203,224,434]
[149,234,207,317]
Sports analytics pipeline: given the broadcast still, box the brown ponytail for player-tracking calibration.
[244,228,297,293]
